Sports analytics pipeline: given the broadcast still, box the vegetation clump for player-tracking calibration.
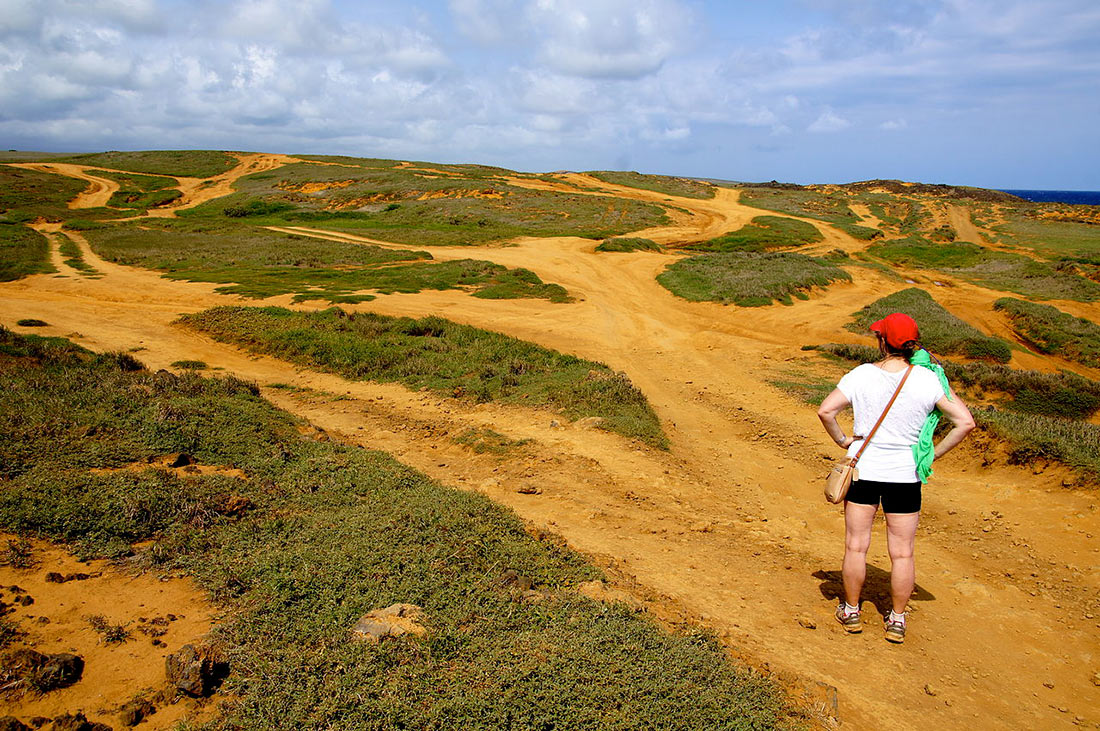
[994,297,1100,368]
[0,325,787,727]
[595,237,661,253]
[688,216,823,252]
[586,170,716,199]
[847,288,1011,363]
[738,187,860,224]
[179,307,667,448]
[56,150,238,179]
[657,251,851,306]
[0,225,54,281]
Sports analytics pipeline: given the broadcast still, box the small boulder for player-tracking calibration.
[351,604,428,644]
[165,644,227,697]
[117,698,155,728]
[166,453,194,468]
[1,649,83,692]
[48,713,111,731]
[797,616,817,630]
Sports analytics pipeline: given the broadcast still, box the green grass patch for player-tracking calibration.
[179,307,666,448]
[16,319,48,327]
[453,427,533,455]
[175,160,669,246]
[56,150,238,179]
[976,409,1100,482]
[847,288,1011,363]
[0,225,55,281]
[768,373,835,406]
[687,216,823,253]
[865,238,1100,301]
[0,325,788,726]
[81,222,569,303]
[585,171,715,199]
[834,222,882,240]
[0,165,88,224]
[57,233,101,277]
[171,360,208,370]
[657,251,851,306]
[994,298,1100,368]
[992,209,1100,259]
[595,237,661,253]
[739,188,860,225]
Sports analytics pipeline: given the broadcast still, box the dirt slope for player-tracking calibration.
[0,169,1097,730]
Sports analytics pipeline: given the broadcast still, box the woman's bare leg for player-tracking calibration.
[842,502,877,607]
[885,511,921,613]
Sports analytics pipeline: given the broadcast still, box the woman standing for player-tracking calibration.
[817,313,975,643]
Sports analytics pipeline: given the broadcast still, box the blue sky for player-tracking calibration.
[1,0,1098,188]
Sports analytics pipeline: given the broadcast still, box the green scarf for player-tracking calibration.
[911,349,951,482]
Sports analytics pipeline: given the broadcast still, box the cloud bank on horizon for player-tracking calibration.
[1,0,1097,188]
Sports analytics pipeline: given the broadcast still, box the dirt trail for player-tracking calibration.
[1,171,1098,729]
[140,153,298,217]
[7,163,122,208]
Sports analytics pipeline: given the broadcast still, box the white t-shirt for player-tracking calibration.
[836,363,945,483]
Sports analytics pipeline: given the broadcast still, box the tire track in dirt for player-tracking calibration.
[1,170,1098,730]
[7,163,122,209]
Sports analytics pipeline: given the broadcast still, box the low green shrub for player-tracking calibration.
[16,319,48,327]
[847,288,1011,363]
[586,171,716,199]
[223,200,296,217]
[0,225,54,281]
[596,237,661,253]
[658,251,850,306]
[977,408,1100,481]
[689,216,823,252]
[171,360,208,370]
[834,222,882,240]
[994,297,1100,367]
[179,307,667,448]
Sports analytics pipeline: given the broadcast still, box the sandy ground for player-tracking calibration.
[0,168,1098,729]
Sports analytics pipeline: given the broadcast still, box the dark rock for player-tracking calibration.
[0,716,31,731]
[117,698,155,727]
[44,573,66,584]
[0,649,83,691]
[166,453,194,468]
[29,720,50,729]
[67,574,90,582]
[48,712,111,731]
[8,587,23,594]
[16,596,33,607]
[165,644,227,697]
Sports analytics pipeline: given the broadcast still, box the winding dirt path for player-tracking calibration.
[8,163,122,208]
[1,171,1097,730]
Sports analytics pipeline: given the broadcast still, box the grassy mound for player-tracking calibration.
[847,288,1011,363]
[994,297,1100,368]
[595,237,661,253]
[833,222,882,240]
[56,150,238,179]
[864,237,1100,301]
[79,222,569,304]
[0,326,787,728]
[688,216,823,252]
[657,251,851,306]
[178,160,670,247]
[738,188,860,225]
[0,225,54,281]
[586,171,716,199]
[0,165,89,224]
[178,307,667,448]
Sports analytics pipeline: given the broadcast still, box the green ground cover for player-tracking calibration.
[595,237,661,253]
[0,225,54,281]
[834,222,882,240]
[95,170,183,212]
[863,238,1100,301]
[992,210,1100,258]
[0,326,788,728]
[0,165,88,223]
[994,298,1100,367]
[180,306,666,448]
[738,188,860,225]
[177,161,669,247]
[56,150,238,178]
[585,171,716,200]
[847,288,1011,362]
[810,342,1100,480]
[657,251,851,306]
[687,216,823,252]
[79,222,569,303]
[57,232,101,277]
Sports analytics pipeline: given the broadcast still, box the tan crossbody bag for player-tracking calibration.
[824,365,914,504]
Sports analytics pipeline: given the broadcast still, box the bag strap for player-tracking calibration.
[851,365,914,467]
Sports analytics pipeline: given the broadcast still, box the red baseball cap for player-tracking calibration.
[870,312,920,348]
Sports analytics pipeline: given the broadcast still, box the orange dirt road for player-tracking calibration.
[0,171,1097,730]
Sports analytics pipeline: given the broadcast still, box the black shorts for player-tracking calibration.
[846,479,922,514]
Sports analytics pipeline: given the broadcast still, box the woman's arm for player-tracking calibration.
[933,388,976,459]
[817,389,860,448]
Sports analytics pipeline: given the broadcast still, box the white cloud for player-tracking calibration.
[881,118,908,130]
[807,109,850,133]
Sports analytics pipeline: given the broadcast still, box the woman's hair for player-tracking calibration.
[877,333,918,363]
